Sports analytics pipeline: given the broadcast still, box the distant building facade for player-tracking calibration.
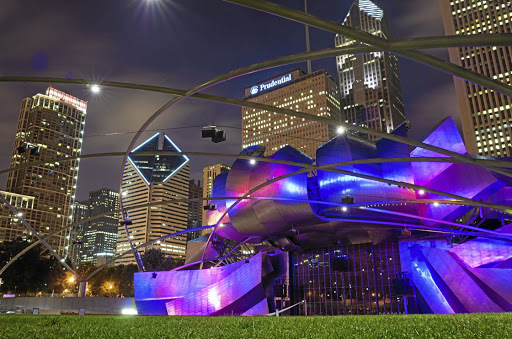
[1,86,87,255]
[242,69,341,159]
[116,133,190,265]
[69,200,88,266]
[81,188,120,266]
[440,0,512,156]
[187,179,203,241]
[202,164,231,224]
[335,0,405,141]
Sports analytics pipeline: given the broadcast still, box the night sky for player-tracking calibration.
[0,0,459,201]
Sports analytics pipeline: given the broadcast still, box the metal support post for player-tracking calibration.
[78,281,88,298]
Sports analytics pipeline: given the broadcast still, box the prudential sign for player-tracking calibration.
[250,74,292,95]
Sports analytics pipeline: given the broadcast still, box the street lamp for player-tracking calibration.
[90,84,101,94]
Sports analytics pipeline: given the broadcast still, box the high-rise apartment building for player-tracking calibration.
[335,0,405,141]
[69,200,88,266]
[202,164,231,224]
[116,133,190,265]
[2,86,86,255]
[440,0,512,156]
[187,179,203,241]
[81,188,120,266]
[242,69,341,158]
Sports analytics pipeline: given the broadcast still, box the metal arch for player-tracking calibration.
[1,151,510,275]
[3,77,512,178]
[2,193,508,279]
[198,157,512,268]
[2,193,508,277]
[115,20,512,269]
[2,1,510,276]
[90,210,510,281]
[116,13,512,270]
[113,15,512,270]
[1,152,511,177]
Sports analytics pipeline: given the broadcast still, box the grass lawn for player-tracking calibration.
[0,313,511,338]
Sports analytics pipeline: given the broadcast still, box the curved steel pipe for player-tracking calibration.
[2,151,510,276]
[1,152,511,177]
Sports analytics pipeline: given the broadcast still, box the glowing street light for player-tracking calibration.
[249,159,257,165]
[90,84,101,94]
[418,189,425,195]
[342,207,348,212]
[16,212,23,217]
[68,276,76,283]
[336,126,345,135]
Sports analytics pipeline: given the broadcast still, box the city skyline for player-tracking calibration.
[0,0,459,202]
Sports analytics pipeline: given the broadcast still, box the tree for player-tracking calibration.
[0,239,54,295]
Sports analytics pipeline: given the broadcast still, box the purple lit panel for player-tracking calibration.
[449,225,512,268]
[165,253,264,316]
[410,117,467,187]
[421,246,503,313]
[407,244,455,314]
[242,299,269,316]
[135,253,270,316]
[470,268,512,305]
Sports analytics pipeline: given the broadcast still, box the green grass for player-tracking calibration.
[0,313,511,338]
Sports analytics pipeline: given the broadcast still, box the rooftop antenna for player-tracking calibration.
[304,0,312,74]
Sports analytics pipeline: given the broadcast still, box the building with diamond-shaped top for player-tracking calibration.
[116,132,190,265]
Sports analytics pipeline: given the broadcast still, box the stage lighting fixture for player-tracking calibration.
[341,196,354,205]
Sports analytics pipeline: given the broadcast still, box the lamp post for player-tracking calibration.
[78,281,88,298]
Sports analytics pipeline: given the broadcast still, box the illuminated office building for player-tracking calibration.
[81,188,120,266]
[116,133,190,265]
[440,0,512,156]
[202,164,231,224]
[335,0,405,141]
[187,179,203,241]
[242,69,341,159]
[69,200,88,266]
[2,86,86,255]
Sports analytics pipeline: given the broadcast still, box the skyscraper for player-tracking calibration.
[81,188,120,266]
[2,86,86,255]
[440,0,512,156]
[242,69,341,158]
[69,200,88,267]
[202,163,231,224]
[335,0,405,141]
[187,179,203,241]
[116,133,190,265]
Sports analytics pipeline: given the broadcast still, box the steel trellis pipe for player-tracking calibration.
[1,153,510,275]
[2,194,509,279]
